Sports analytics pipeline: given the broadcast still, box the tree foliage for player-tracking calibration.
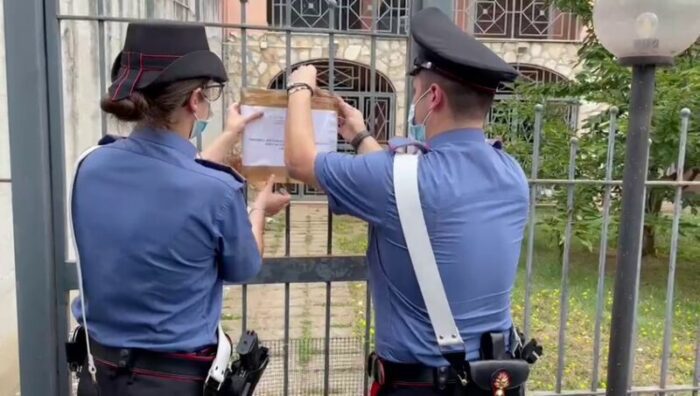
[488,0,700,257]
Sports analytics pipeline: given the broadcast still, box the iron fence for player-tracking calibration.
[4,1,700,396]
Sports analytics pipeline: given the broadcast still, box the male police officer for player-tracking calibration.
[285,7,534,395]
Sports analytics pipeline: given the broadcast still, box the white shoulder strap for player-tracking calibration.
[393,154,465,352]
[68,146,102,382]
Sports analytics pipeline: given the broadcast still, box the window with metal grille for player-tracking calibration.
[454,0,582,41]
[267,0,410,35]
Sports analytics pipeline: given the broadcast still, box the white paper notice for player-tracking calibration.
[241,105,338,167]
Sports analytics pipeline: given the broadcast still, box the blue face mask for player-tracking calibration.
[407,89,432,142]
[190,100,212,140]
[407,105,425,142]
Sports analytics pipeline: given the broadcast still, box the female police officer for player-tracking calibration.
[69,22,290,395]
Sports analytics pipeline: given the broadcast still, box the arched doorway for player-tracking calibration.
[268,59,397,200]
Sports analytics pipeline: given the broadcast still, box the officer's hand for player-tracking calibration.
[289,65,317,89]
[254,175,291,217]
[224,102,263,136]
[335,96,367,142]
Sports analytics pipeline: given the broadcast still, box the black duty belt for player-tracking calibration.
[368,353,460,388]
[90,340,216,382]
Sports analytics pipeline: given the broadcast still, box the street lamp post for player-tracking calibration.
[592,1,700,395]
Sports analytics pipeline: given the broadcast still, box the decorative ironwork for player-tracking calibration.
[496,63,567,94]
[490,64,578,136]
[454,0,582,41]
[268,0,411,35]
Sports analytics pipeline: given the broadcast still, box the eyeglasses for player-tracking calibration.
[202,83,224,102]
[408,61,433,77]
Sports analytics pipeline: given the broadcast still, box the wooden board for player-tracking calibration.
[236,88,340,184]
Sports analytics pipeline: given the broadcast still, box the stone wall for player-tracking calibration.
[485,41,581,79]
[225,33,410,137]
[224,34,585,139]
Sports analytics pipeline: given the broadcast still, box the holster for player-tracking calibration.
[206,330,270,396]
[65,326,87,372]
[459,331,538,396]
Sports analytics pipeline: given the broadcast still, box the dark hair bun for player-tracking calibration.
[100,91,150,122]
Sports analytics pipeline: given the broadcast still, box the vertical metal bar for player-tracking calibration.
[325,0,337,262]
[285,205,291,256]
[556,137,578,393]
[240,0,247,89]
[363,282,373,396]
[369,0,378,136]
[628,127,652,385]
[694,323,700,396]
[195,0,203,151]
[324,282,332,396]
[327,209,333,255]
[242,172,249,334]
[404,0,418,136]
[509,0,517,40]
[146,0,155,18]
[606,64,657,396]
[591,107,618,392]
[97,0,107,136]
[279,14,291,396]
[221,1,228,133]
[323,7,338,394]
[284,0,292,80]
[5,0,69,394]
[523,104,543,341]
[241,284,248,332]
[284,282,290,396]
[280,1,291,378]
[328,5,336,93]
[659,108,691,392]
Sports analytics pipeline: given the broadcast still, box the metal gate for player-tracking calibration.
[4,0,700,396]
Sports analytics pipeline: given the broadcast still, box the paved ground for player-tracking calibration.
[221,202,370,395]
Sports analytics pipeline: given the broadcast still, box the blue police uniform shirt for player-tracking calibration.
[314,129,529,366]
[71,128,261,352]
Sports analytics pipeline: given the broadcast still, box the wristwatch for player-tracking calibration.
[350,130,372,151]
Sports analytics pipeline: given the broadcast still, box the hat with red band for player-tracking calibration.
[108,22,228,101]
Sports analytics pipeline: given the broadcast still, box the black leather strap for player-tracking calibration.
[370,357,460,387]
[90,340,214,380]
[351,130,372,151]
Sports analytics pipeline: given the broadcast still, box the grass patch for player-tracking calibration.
[332,213,700,390]
[221,312,242,321]
[296,286,317,366]
[265,215,286,255]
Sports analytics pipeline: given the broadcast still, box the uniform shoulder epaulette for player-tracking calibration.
[195,158,246,184]
[97,134,126,146]
[388,137,430,154]
[487,138,503,150]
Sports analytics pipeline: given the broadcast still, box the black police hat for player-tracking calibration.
[410,7,518,93]
[108,22,228,101]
